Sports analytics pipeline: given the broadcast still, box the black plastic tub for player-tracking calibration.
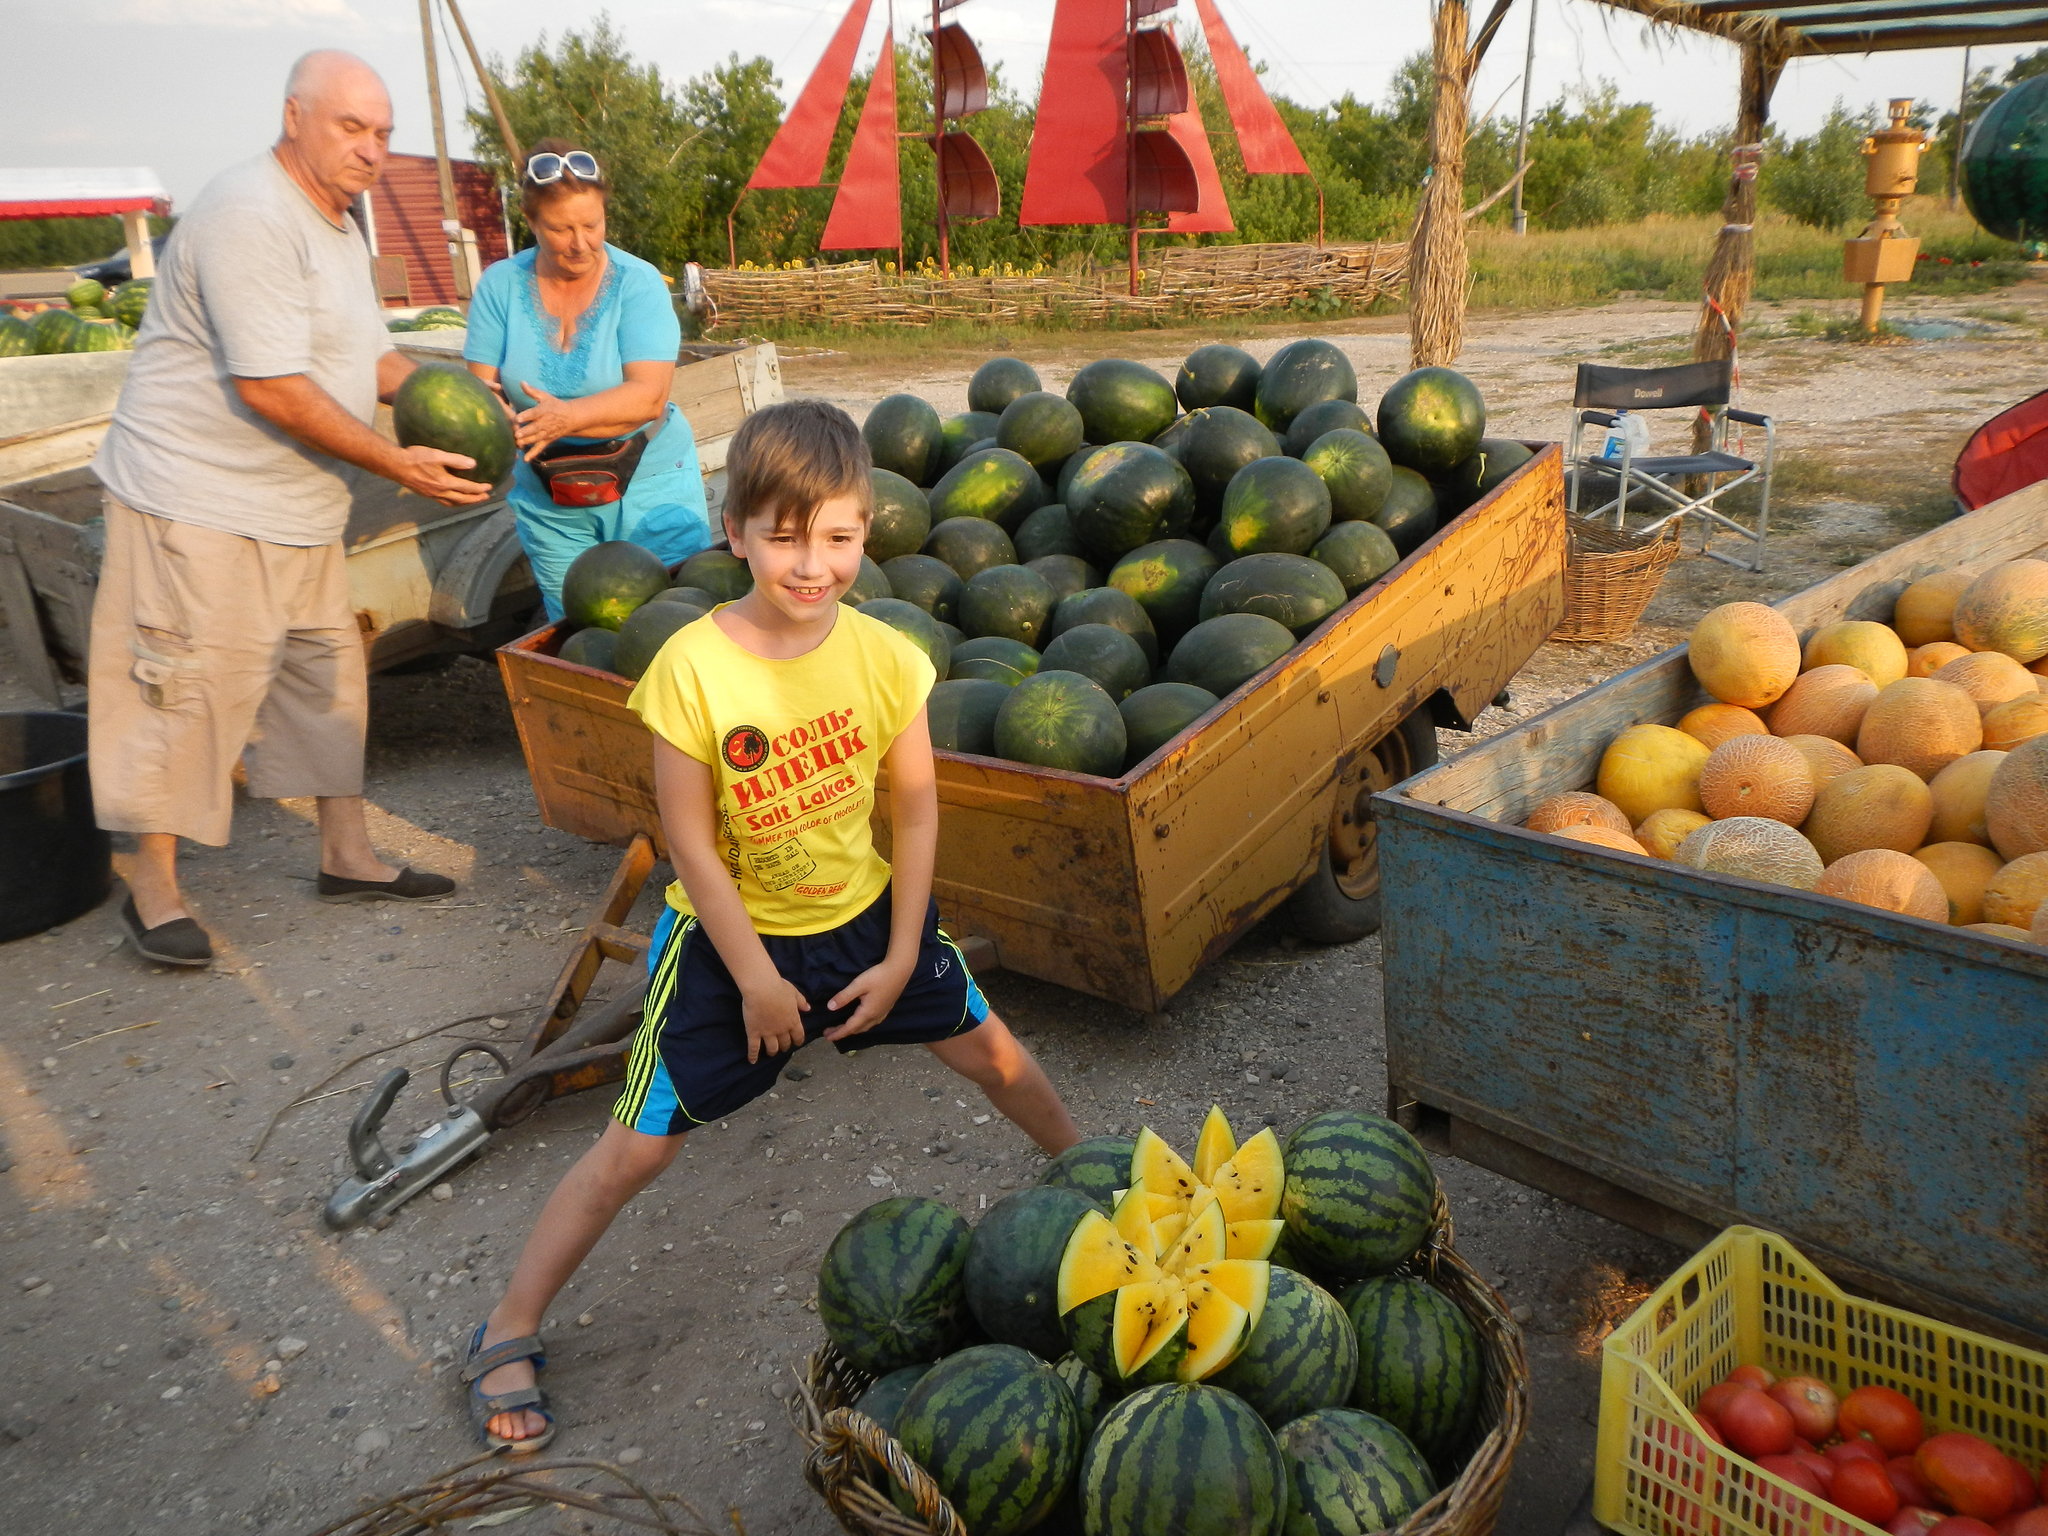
[0,711,111,942]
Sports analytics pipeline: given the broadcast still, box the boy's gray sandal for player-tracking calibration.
[461,1324,556,1454]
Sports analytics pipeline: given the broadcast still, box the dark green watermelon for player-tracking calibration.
[1036,1135,1136,1204]
[959,564,1058,647]
[997,391,1086,473]
[880,553,964,624]
[674,548,755,603]
[841,554,893,606]
[1283,398,1374,458]
[817,1197,974,1374]
[1282,1111,1438,1281]
[994,670,1126,776]
[1275,1408,1437,1536]
[1961,75,2048,245]
[1067,358,1179,446]
[1256,339,1358,433]
[937,410,1003,476]
[1176,343,1262,413]
[561,541,670,630]
[864,394,945,485]
[1026,554,1099,604]
[1304,429,1395,524]
[929,677,1012,754]
[1312,521,1400,597]
[949,635,1041,687]
[1053,1353,1109,1443]
[925,517,1018,581]
[393,363,516,487]
[612,599,700,680]
[1045,585,1159,667]
[1179,406,1284,525]
[1067,442,1197,566]
[1210,1267,1360,1427]
[1057,445,1106,505]
[1119,683,1218,770]
[965,1186,1104,1359]
[853,1364,933,1436]
[1377,367,1486,478]
[867,468,933,563]
[929,447,1048,533]
[893,1344,1081,1536]
[1217,457,1333,558]
[1165,613,1296,698]
[109,278,152,330]
[1448,437,1534,506]
[1375,467,1438,556]
[969,356,1043,415]
[859,598,952,675]
[651,586,716,616]
[1107,539,1220,645]
[937,619,966,651]
[1200,553,1348,638]
[1040,624,1152,704]
[32,309,86,354]
[1014,503,1085,563]
[556,626,620,672]
[0,315,36,358]
[1343,1274,1484,1473]
[1081,1384,1288,1536]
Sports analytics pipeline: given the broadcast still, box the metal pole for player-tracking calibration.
[1512,0,1537,235]
[1949,46,1972,208]
[934,0,949,276]
[441,0,522,168]
[419,0,468,298]
[1126,0,1139,297]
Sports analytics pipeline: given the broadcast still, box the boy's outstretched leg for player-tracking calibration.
[928,1014,1080,1156]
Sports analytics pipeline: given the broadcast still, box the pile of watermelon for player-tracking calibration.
[814,1106,1493,1536]
[0,278,148,357]
[388,306,468,333]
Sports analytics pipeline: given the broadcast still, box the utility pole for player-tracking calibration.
[442,0,522,168]
[418,0,474,298]
[1949,46,1972,208]
[933,0,950,275]
[1125,0,1140,296]
[1512,0,1537,235]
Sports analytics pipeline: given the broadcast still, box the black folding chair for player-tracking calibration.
[1566,359,1777,572]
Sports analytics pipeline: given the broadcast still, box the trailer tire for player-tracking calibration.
[1282,706,1438,945]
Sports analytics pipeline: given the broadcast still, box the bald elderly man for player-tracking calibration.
[91,51,491,967]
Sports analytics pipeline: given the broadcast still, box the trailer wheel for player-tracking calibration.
[1282,707,1439,945]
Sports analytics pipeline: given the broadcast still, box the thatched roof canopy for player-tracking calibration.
[1591,0,2048,54]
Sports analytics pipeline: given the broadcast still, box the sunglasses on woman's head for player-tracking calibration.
[525,151,601,186]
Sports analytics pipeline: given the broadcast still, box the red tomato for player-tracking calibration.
[1770,1376,1841,1443]
[1920,1433,2018,1521]
[1728,1363,1777,1391]
[2040,1461,2048,1505]
[1833,1458,1902,1523]
[1758,1453,1828,1497]
[1844,1386,1928,1455]
[2008,1458,2040,1514]
[1791,1447,1837,1490]
[1888,1511,1947,1535]
[1929,1520,2001,1536]
[2001,1510,2048,1536]
[1831,1440,1891,1467]
[1699,1379,1748,1425]
[1695,1416,1727,1448]
[1720,1388,1797,1459]
[1892,1457,1942,1508]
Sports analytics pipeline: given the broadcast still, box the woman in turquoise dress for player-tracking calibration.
[464,140,710,620]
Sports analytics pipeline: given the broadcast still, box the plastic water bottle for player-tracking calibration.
[1601,410,1652,461]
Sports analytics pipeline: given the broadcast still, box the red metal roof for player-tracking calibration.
[367,155,509,308]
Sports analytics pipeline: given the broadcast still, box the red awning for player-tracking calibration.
[820,28,903,251]
[749,0,876,189]
[0,168,171,221]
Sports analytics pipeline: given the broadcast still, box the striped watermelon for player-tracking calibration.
[1342,1275,1483,1472]
[1275,1408,1437,1536]
[818,1197,974,1374]
[892,1343,1082,1536]
[966,1186,1105,1359]
[1039,1136,1139,1205]
[1054,1352,1109,1442]
[1081,1382,1287,1536]
[1208,1266,1359,1428]
[1280,1111,1438,1279]
[853,1364,933,1435]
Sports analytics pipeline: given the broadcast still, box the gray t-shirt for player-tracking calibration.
[96,151,394,546]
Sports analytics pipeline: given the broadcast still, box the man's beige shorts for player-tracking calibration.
[87,495,368,846]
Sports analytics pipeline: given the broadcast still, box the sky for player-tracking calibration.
[1,0,2038,209]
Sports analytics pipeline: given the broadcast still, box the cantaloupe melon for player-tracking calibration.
[1964,923,2034,941]
[1892,570,1971,646]
[1689,603,1801,708]
[1596,724,1711,826]
[1855,677,1983,781]
[1782,734,1863,791]
[1698,735,1815,825]
[1552,824,1649,856]
[1984,734,2048,860]
[1951,559,2048,663]
[1675,702,1770,750]
[1524,792,1634,836]
[1673,817,1824,890]
[1815,848,1949,922]
[1803,764,1934,864]
[1912,842,2005,925]
[1634,808,1711,860]
[2035,655,2048,678]
[1982,850,2048,930]
[1931,650,2037,715]
[1926,749,2007,846]
[2033,902,2048,947]
[1982,694,2048,752]
[1801,621,1907,688]
[1764,664,1877,745]
[1908,641,1971,678]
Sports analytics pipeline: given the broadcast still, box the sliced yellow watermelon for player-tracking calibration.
[1178,1278,1254,1380]
[1112,1280,1188,1382]
[1057,1210,1159,1314]
[1210,1126,1285,1223]
[1224,1218,1286,1260]
[1188,1257,1272,1320]
[1193,1104,1238,1186]
[1163,1196,1227,1275]
[1111,1185,1158,1256]
[1131,1126,1200,1199]
[1150,1213,1190,1257]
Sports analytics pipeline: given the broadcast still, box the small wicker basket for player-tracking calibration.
[1552,519,1681,643]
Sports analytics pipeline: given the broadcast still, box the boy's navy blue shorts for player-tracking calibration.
[611,885,989,1136]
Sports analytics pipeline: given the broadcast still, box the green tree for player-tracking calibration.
[1763,104,1872,230]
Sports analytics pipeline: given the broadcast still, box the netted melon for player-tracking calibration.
[1801,621,1907,689]
[1699,735,1814,825]
[1689,603,1801,708]
[1967,922,2036,941]
[1908,641,1971,678]
[1804,764,1934,865]
[1892,570,1971,647]
[1596,724,1711,826]
[1675,703,1769,750]
[2034,903,2048,947]
[1982,851,2048,931]
[1912,842,2005,926]
[1932,651,2037,715]
[1552,825,1649,856]
[1673,817,1823,890]
[1524,792,1633,836]
[1782,734,1864,792]
[1816,849,1949,923]
[1982,694,2048,752]
[1765,664,1877,746]
[1634,808,1711,860]
[1985,734,2048,860]
[1856,677,1983,781]
[1927,750,2008,847]
[1951,559,2048,663]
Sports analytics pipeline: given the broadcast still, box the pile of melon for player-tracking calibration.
[1524,559,2048,946]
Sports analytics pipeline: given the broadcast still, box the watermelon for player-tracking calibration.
[1045,586,1159,667]
[1067,442,1197,565]
[1151,413,1198,463]
[842,554,893,606]
[1027,553,1100,605]
[561,541,670,631]
[612,599,700,680]
[994,670,1127,776]
[864,394,945,485]
[1068,358,1179,446]
[1120,683,1218,770]
[0,316,35,357]
[32,309,84,354]
[66,279,106,312]
[1255,339,1358,433]
[1283,399,1373,458]
[925,517,1018,581]
[969,356,1043,415]
[938,410,1003,476]
[893,1344,1082,1536]
[1304,429,1394,524]
[392,363,516,487]
[1165,614,1296,699]
[674,548,755,602]
[997,391,1086,473]
[1080,1383,1288,1536]
[1217,458,1333,558]
[1176,343,1262,413]
[1375,468,1438,556]
[1312,522,1400,598]
[556,626,620,672]
[929,447,1048,532]
[1275,1408,1437,1536]
[1200,553,1348,639]
[1107,539,1221,644]
[74,319,130,353]
[966,1186,1106,1358]
[817,1197,974,1373]
[960,563,1058,647]
[950,636,1041,687]
[109,279,152,330]
[860,598,952,675]
[854,1363,933,1435]
[1178,407,1284,525]
[1377,367,1486,478]
[1448,437,1533,505]
[1038,1136,1137,1204]
[930,677,1011,754]
[1040,624,1152,704]
[1960,74,2048,244]
[880,553,965,624]
[1343,1275,1483,1471]
[1015,504,1086,563]
[938,619,966,649]
[1054,1353,1109,1443]
[1281,1111,1438,1281]
[652,585,717,614]
[868,469,932,563]
[1057,445,1106,505]
[1209,1267,1359,1427]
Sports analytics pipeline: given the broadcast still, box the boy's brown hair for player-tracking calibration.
[724,399,874,537]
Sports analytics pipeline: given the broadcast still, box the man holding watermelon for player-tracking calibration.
[88,50,487,966]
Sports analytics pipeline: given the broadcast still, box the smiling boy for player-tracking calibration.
[458,399,1080,1452]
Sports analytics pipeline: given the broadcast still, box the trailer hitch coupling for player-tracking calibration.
[323,1067,490,1231]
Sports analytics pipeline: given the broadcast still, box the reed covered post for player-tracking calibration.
[1410,0,1472,368]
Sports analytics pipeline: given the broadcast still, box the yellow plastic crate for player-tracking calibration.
[1596,1226,2048,1536]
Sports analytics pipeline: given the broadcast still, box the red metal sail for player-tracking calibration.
[1165,108,1234,232]
[1018,0,1127,226]
[936,133,1000,221]
[932,23,989,119]
[748,0,875,189]
[1130,27,1190,118]
[1192,0,1310,176]
[820,27,902,250]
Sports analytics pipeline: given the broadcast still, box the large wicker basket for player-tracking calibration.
[791,1211,1529,1536]
[1552,519,1681,643]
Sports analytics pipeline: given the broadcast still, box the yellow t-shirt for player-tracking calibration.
[626,605,937,935]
